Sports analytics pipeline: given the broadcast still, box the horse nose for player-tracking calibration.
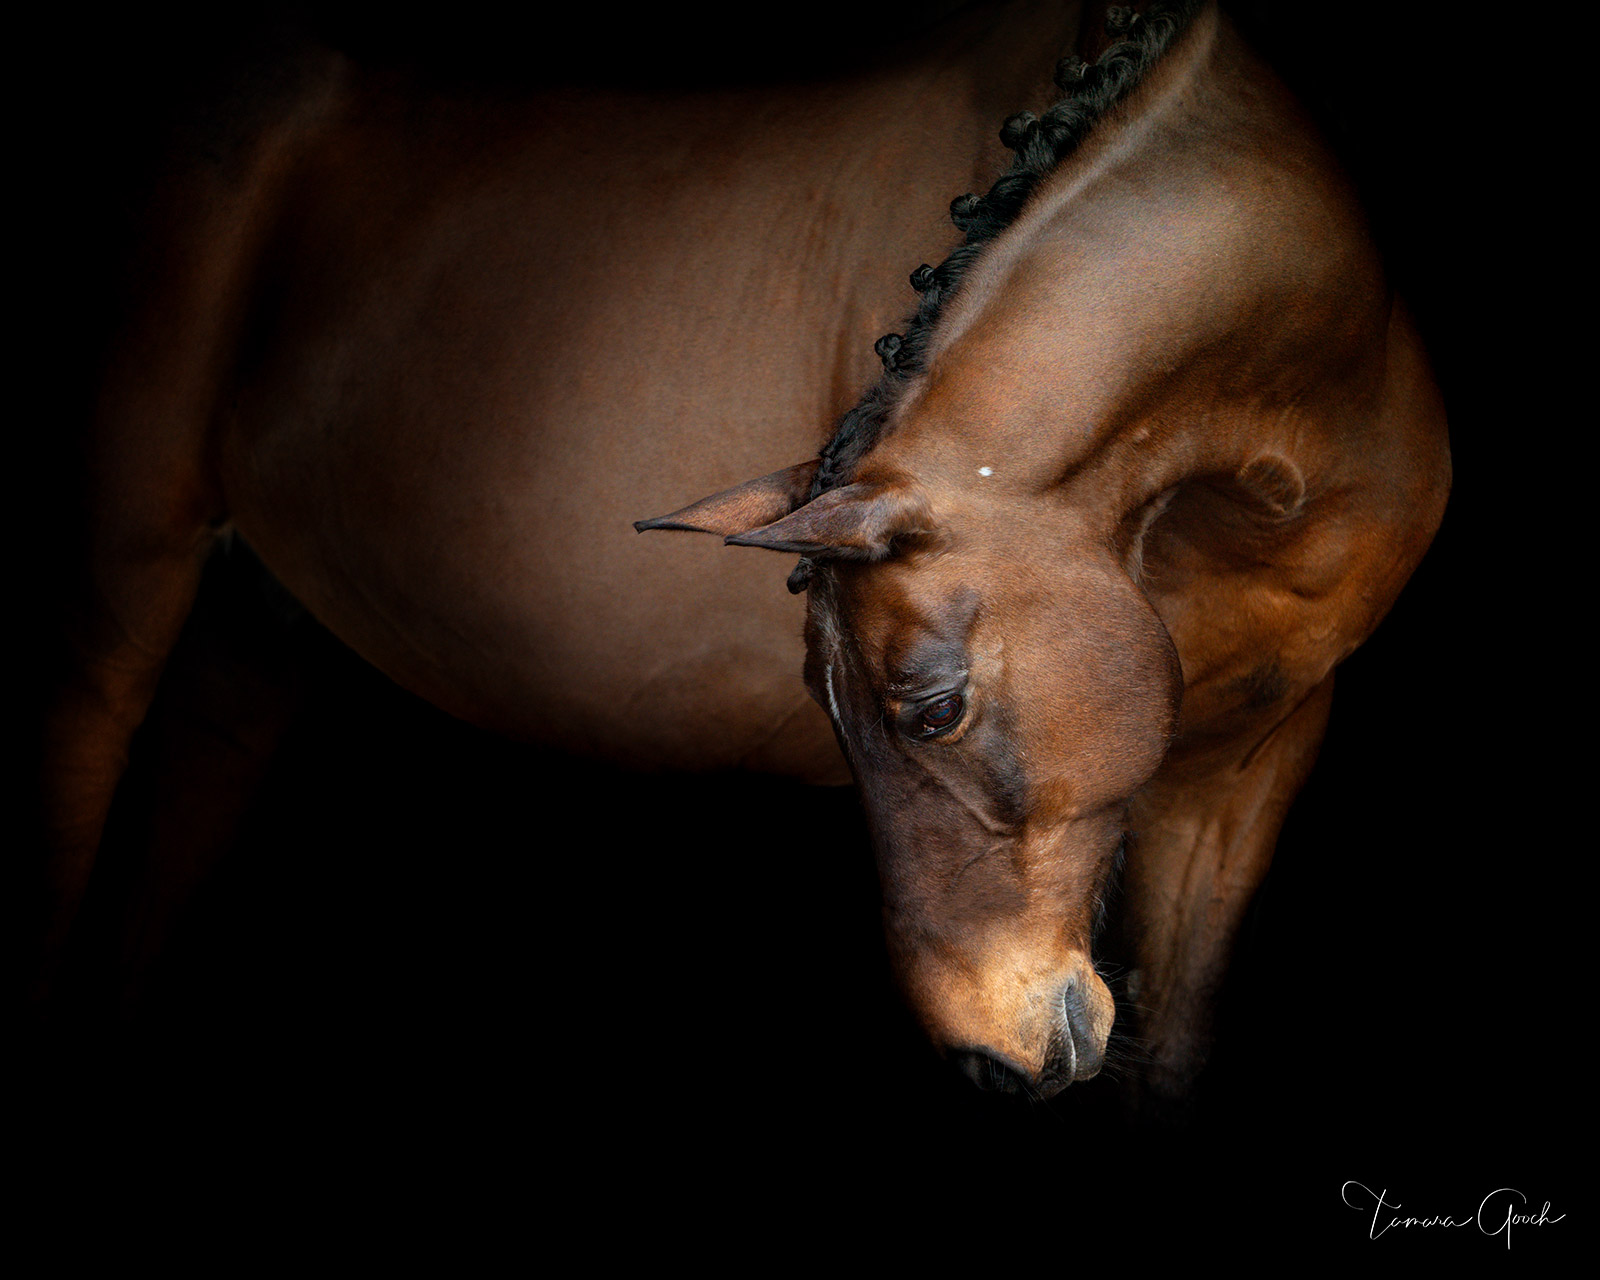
[950,1048,1036,1095]
[1053,973,1108,1081]
[948,972,1113,1097]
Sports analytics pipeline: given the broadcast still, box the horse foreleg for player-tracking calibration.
[27,512,218,1001]
[97,543,312,1016]
[18,82,319,1003]
[25,226,243,999]
[1119,673,1336,1109]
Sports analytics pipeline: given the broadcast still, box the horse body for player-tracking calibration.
[217,8,1080,778]
[35,1,1447,1103]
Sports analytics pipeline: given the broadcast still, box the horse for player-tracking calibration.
[26,0,1448,1109]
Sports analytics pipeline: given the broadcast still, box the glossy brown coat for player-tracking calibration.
[29,1,1447,1104]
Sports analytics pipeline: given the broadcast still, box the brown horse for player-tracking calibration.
[29,0,1447,1105]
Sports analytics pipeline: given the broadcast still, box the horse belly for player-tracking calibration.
[217,110,854,781]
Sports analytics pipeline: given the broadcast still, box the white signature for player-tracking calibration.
[1341,1181,1565,1249]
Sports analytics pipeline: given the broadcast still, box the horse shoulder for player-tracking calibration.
[211,73,987,773]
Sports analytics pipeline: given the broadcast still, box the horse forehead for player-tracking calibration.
[827,562,983,657]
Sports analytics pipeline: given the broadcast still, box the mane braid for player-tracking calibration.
[809,0,1204,504]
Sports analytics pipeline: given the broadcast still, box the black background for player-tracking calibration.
[18,0,1577,1260]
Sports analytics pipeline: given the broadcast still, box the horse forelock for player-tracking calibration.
[810,0,1206,502]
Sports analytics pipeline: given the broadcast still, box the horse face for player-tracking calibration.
[800,497,1181,1094]
[637,461,1182,1094]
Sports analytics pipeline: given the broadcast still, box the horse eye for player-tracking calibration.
[917,693,965,737]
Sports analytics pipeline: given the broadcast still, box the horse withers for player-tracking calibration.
[638,2,1448,1099]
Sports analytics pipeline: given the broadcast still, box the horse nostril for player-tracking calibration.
[1056,976,1107,1081]
[950,1048,1032,1095]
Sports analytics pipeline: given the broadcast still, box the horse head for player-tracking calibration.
[642,450,1178,1092]
[637,2,1448,1097]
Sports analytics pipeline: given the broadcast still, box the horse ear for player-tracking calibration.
[634,460,820,536]
[724,479,931,558]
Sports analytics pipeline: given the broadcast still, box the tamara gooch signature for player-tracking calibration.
[1342,1182,1565,1249]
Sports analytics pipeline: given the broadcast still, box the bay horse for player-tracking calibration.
[27,0,1448,1107]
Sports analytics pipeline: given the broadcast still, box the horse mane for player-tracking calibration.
[810,0,1205,502]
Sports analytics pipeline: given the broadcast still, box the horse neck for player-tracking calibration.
[871,3,1408,530]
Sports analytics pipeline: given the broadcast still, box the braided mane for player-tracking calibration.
[810,1,1204,501]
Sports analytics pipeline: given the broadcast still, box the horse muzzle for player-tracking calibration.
[944,966,1114,1098]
